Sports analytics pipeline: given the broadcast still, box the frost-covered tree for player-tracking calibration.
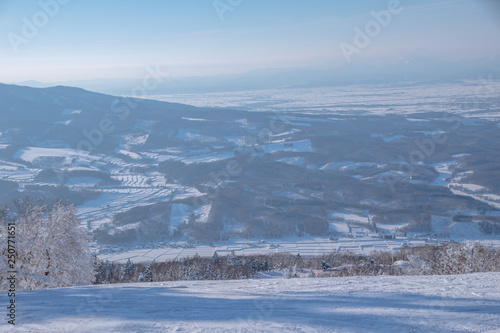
[0,200,94,290]
[145,263,153,282]
[433,242,498,275]
[122,258,133,282]
[212,251,220,264]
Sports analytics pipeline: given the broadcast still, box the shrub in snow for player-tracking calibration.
[0,200,94,290]
[398,243,500,275]
[432,242,500,275]
[393,257,432,275]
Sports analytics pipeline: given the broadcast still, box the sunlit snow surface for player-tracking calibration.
[14,147,98,164]
[1,272,500,333]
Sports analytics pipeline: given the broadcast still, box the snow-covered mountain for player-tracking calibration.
[0,83,499,260]
[18,57,500,95]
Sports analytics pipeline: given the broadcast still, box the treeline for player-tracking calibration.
[94,242,500,284]
[94,252,258,284]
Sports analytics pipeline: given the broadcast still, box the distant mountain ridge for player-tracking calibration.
[11,56,500,95]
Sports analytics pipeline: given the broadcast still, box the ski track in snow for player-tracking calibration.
[1,272,500,332]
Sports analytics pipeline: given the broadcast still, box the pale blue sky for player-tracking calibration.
[1,0,499,82]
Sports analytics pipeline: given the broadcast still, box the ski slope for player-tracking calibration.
[2,272,500,332]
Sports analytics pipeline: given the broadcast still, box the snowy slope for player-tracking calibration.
[2,272,500,332]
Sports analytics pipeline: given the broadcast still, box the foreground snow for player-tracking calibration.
[2,273,500,332]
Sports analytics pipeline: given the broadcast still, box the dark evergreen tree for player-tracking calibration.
[145,263,153,282]
[212,251,220,264]
[122,258,133,282]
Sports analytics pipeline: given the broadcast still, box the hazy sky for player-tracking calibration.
[1,0,499,82]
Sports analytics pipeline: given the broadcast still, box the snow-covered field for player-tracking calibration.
[2,272,500,332]
[98,236,500,264]
[77,184,202,231]
[149,81,500,118]
[433,161,500,210]
[14,147,98,164]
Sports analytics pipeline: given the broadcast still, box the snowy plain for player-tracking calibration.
[2,272,500,333]
[149,81,500,119]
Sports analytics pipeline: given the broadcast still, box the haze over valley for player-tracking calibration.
[0,80,499,261]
